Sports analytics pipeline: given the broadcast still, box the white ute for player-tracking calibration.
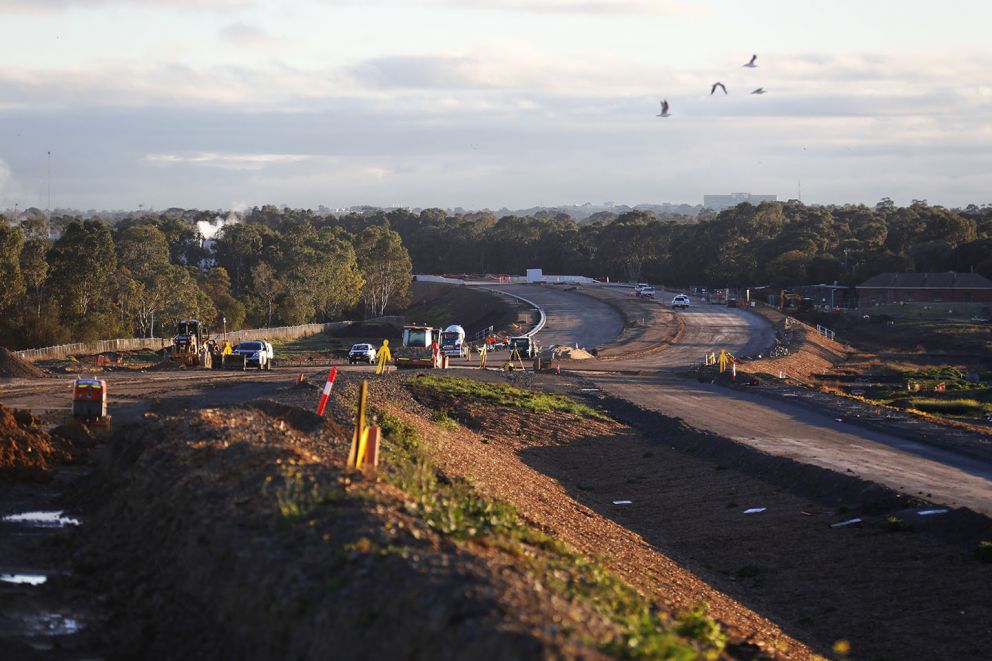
[671,294,690,309]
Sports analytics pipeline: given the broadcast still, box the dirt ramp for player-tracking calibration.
[0,347,47,378]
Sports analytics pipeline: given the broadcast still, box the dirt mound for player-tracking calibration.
[0,347,46,378]
[72,407,620,659]
[550,345,595,360]
[0,403,75,480]
[249,399,345,436]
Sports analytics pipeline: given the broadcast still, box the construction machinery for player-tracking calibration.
[779,290,814,312]
[69,377,112,433]
[394,324,448,369]
[171,319,210,367]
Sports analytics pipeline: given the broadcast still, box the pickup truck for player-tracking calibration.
[348,343,377,364]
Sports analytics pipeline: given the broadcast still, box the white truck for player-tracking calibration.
[439,325,468,358]
[232,340,273,370]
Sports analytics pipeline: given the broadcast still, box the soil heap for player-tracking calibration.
[0,404,74,480]
[0,347,46,378]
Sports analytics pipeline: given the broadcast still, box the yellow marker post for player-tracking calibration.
[375,339,392,376]
[347,380,369,468]
[355,426,371,467]
[478,344,487,370]
[718,349,728,373]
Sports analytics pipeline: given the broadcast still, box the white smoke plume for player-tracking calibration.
[196,209,242,241]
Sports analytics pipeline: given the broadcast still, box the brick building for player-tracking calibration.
[856,272,992,306]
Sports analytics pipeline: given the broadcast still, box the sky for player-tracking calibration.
[0,0,990,212]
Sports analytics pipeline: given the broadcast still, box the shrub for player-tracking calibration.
[976,541,992,563]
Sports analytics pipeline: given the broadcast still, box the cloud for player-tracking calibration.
[451,0,700,15]
[0,0,249,12]
[219,22,278,48]
[145,152,310,170]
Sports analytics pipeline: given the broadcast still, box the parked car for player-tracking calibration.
[233,340,273,370]
[348,343,377,364]
[671,294,690,309]
[726,298,739,308]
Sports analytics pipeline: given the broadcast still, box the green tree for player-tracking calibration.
[20,237,51,319]
[355,226,412,317]
[47,220,119,339]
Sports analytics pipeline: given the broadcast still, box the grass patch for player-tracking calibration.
[429,409,460,430]
[905,398,988,416]
[262,460,340,522]
[885,516,916,533]
[376,412,725,659]
[411,374,610,421]
[976,541,992,563]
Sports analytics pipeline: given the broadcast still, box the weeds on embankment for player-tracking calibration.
[376,411,727,659]
[411,374,610,421]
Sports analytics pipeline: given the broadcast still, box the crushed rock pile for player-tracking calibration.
[0,347,46,378]
[547,345,595,360]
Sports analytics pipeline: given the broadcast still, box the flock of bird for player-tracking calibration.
[657,54,765,118]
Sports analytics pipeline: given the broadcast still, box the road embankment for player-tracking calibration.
[556,286,685,360]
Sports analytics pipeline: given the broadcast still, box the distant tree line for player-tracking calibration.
[1,199,990,349]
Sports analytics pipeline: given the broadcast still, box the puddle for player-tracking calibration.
[2,511,80,527]
[22,612,84,636]
[0,573,47,585]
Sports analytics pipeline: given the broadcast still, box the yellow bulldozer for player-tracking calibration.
[170,319,211,368]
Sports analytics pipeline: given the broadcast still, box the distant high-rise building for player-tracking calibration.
[703,192,777,211]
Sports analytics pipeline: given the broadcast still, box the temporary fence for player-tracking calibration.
[14,321,350,362]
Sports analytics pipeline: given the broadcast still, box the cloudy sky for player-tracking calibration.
[1,0,990,211]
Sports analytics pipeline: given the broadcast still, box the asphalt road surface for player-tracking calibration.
[486,285,625,349]
[497,284,992,516]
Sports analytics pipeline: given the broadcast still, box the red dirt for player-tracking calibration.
[742,307,851,382]
[0,403,77,480]
[0,347,47,378]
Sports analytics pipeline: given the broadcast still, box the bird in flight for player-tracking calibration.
[751,88,766,95]
[711,82,727,95]
[656,99,671,117]
[744,54,758,68]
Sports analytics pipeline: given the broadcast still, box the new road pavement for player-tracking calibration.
[491,283,992,516]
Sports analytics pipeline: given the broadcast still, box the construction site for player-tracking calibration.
[2,280,991,660]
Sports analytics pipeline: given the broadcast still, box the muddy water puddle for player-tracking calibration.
[2,510,81,527]
[1,573,49,585]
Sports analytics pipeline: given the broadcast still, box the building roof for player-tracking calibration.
[858,272,992,289]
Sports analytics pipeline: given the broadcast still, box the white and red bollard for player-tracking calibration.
[316,366,339,416]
